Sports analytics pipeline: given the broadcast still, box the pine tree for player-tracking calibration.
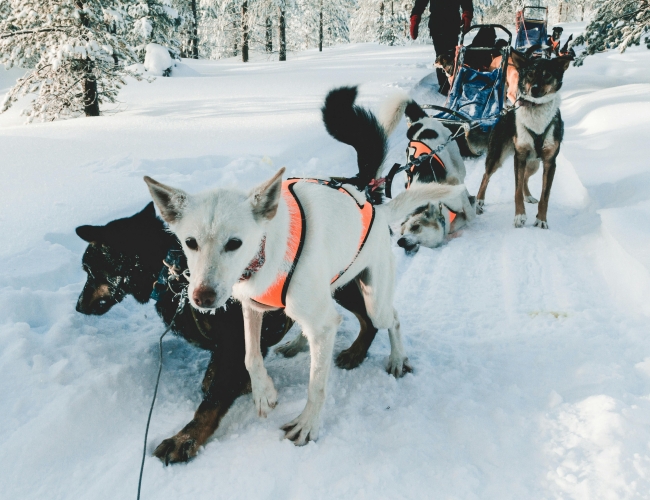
[574,0,649,65]
[125,0,181,60]
[0,0,142,121]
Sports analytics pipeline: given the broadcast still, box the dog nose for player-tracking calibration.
[397,237,408,248]
[193,286,217,308]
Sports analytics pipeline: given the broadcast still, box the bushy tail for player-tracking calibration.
[377,183,467,224]
[322,86,387,187]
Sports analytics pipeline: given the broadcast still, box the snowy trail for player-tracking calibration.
[1,31,650,499]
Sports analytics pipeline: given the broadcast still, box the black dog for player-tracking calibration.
[76,203,378,463]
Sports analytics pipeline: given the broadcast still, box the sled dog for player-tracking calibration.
[371,92,476,252]
[144,167,458,445]
[75,204,380,462]
[470,49,572,228]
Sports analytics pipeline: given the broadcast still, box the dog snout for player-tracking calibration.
[531,84,542,98]
[192,286,217,308]
[397,237,409,248]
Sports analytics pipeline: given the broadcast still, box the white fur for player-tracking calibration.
[516,94,560,136]
[398,185,476,253]
[378,90,410,137]
[146,170,425,446]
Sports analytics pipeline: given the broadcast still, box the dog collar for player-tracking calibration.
[518,98,540,108]
[240,236,266,281]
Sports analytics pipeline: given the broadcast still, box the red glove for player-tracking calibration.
[410,15,421,40]
[461,11,472,34]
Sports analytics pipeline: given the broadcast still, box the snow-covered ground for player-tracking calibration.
[1,24,650,499]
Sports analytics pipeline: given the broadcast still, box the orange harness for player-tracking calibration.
[406,141,447,188]
[247,178,375,309]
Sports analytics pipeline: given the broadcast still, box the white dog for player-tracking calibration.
[144,168,456,446]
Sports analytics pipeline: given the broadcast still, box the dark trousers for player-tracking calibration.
[431,27,460,95]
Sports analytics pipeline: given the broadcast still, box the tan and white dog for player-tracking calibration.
[144,168,451,446]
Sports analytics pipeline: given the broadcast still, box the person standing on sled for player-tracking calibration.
[410,0,474,95]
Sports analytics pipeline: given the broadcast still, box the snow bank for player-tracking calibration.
[144,43,173,77]
[1,26,650,499]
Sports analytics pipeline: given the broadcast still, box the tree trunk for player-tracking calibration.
[278,5,286,61]
[558,1,563,23]
[242,0,249,62]
[83,67,100,117]
[580,2,585,22]
[190,0,199,59]
[77,0,100,117]
[266,17,273,52]
[319,0,323,52]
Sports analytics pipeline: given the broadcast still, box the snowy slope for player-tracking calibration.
[1,29,650,499]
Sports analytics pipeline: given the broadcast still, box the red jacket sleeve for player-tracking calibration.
[411,0,429,17]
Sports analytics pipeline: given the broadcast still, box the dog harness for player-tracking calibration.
[405,141,447,188]
[384,140,448,198]
[243,178,375,309]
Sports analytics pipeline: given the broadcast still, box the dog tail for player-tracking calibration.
[377,90,410,137]
[377,182,466,224]
[322,86,387,187]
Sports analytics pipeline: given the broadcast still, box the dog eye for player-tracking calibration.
[411,224,420,232]
[224,238,242,252]
[185,238,199,251]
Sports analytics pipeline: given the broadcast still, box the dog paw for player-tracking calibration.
[252,374,277,417]
[513,214,527,228]
[533,218,549,229]
[335,346,366,370]
[476,199,485,214]
[274,336,308,358]
[281,408,321,446]
[154,434,198,465]
[386,356,413,378]
[525,195,538,204]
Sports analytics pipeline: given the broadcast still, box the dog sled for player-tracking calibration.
[425,24,512,132]
[383,25,512,198]
[515,6,548,57]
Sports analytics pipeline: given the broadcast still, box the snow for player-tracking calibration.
[1,27,650,499]
[144,42,174,76]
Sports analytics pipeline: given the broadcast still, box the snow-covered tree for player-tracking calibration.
[288,0,352,51]
[574,0,649,65]
[0,0,141,120]
[351,0,410,44]
[125,0,181,60]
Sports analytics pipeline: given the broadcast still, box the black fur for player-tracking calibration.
[321,86,388,188]
[404,101,428,122]
[76,204,378,463]
[406,122,423,140]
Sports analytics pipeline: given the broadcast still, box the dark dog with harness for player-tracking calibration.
[472,48,572,228]
[75,203,379,463]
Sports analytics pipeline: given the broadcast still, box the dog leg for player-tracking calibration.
[524,160,540,204]
[155,321,252,464]
[513,151,528,228]
[386,308,412,377]
[242,304,277,417]
[281,304,340,446]
[534,156,558,229]
[154,400,231,465]
[334,281,378,370]
[275,332,309,358]
[201,352,219,394]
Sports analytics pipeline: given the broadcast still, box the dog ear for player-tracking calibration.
[143,176,188,224]
[552,56,572,72]
[249,167,285,221]
[76,225,103,243]
[510,49,528,70]
[421,202,436,219]
[138,201,157,219]
[404,101,428,123]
